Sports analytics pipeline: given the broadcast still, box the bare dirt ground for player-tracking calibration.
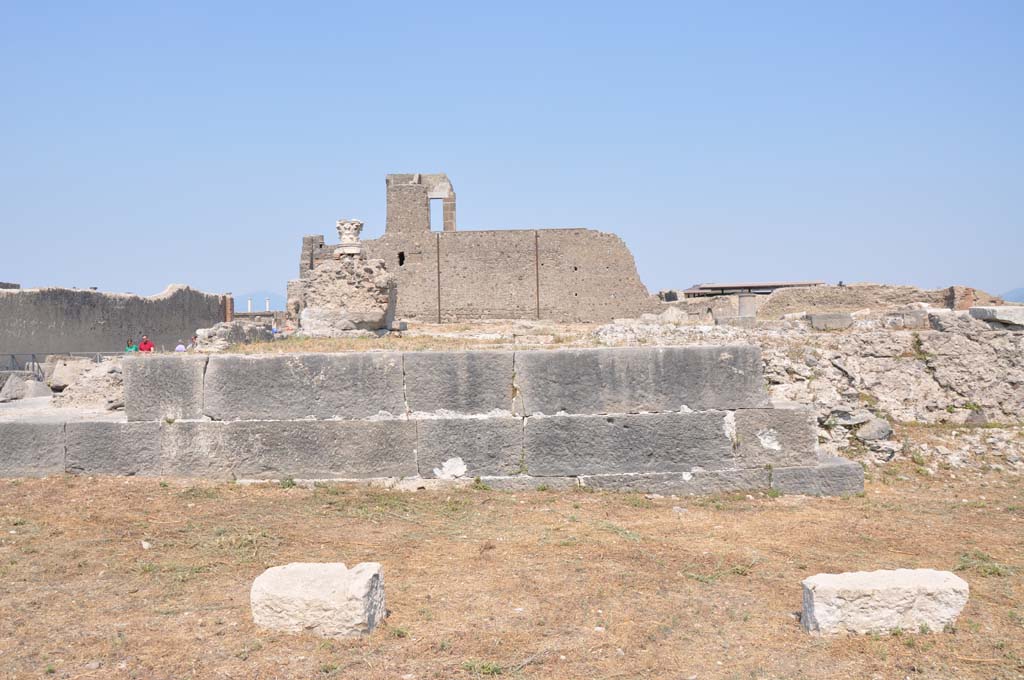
[0,465,1021,679]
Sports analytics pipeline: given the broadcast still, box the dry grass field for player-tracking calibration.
[0,464,1021,679]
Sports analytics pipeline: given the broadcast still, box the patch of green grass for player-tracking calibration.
[279,477,297,489]
[858,391,879,407]
[684,557,759,584]
[955,550,1014,577]
[624,494,653,509]
[236,639,263,660]
[462,660,504,676]
[910,333,932,361]
[179,485,218,500]
[766,487,782,499]
[390,626,408,638]
[598,521,641,542]
[470,477,491,491]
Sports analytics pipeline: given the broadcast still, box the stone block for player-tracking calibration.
[734,406,818,468]
[968,305,1024,326]
[514,346,768,415]
[772,454,864,496]
[524,412,734,476]
[716,316,756,329]
[416,417,523,478]
[809,313,854,331]
[579,468,769,495]
[0,422,65,476]
[251,562,386,638]
[203,353,404,421]
[124,355,207,422]
[158,420,417,479]
[66,422,160,475]
[404,351,513,415]
[802,569,969,634]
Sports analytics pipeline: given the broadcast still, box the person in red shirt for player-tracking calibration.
[138,335,155,352]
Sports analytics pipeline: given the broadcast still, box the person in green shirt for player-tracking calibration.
[125,338,139,352]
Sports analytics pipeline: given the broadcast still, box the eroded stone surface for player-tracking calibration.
[251,562,386,638]
[802,569,969,635]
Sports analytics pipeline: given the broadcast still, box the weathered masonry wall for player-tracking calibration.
[299,229,660,323]
[0,285,230,354]
[1,347,863,496]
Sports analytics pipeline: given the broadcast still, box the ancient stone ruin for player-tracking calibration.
[297,173,660,323]
[1,346,862,497]
[286,218,396,335]
[0,284,230,354]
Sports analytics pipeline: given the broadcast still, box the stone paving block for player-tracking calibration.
[0,422,65,476]
[404,351,513,415]
[251,562,386,637]
[416,417,523,478]
[809,313,854,331]
[734,406,818,468]
[203,353,404,421]
[524,412,734,476]
[65,422,160,475]
[514,346,768,415]
[772,454,864,496]
[158,420,417,479]
[968,305,1024,326]
[124,355,207,421]
[802,569,969,635]
[578,468,769,495]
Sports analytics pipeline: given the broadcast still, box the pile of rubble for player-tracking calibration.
[596,304,1024,469]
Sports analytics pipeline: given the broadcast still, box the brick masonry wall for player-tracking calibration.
[360,228,660,322]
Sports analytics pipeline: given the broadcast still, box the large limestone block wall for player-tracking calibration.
[0,285,229,354]
[300,228,660,323]
[1,348,863,496]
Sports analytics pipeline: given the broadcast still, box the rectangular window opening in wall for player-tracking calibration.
[430,198,443,231]
[398,252,405,267]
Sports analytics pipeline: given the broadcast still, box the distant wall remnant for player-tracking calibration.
[0,285,230,354]
[297,173,659,323]
[0,282,20,290]
[758,283,1003,319]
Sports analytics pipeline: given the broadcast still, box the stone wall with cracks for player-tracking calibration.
[0,347,863,496]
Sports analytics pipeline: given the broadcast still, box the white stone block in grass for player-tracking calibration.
[802,569,968,635]
[251,562,386,638]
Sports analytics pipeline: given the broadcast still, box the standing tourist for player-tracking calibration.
[138,335,155,352]
[125,338,138,352]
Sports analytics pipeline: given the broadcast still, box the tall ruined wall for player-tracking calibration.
[358,228,659,322]
[0,285,228,354]
[438,230,537,320]
[536,229,658,322]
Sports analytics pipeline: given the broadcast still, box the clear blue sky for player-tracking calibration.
[2,1,1021,301]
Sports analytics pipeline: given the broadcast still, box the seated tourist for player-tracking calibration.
[138,335,155,352]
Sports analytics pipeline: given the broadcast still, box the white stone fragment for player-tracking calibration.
[756,428,781,451]
[969,305,1024,326]
[801,568,968,635]
[251,562,386,638]
[433,457,468,480]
